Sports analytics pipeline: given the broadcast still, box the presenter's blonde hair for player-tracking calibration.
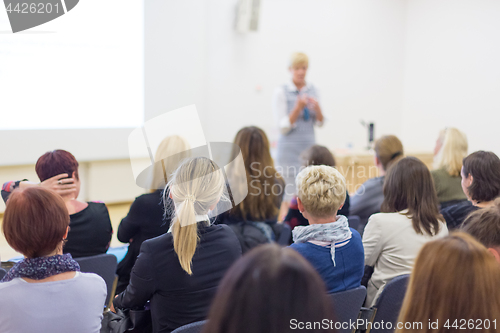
[296,165,346,218]
[289,52,309,68]
[167,157,225,275]
[434,128,468,177]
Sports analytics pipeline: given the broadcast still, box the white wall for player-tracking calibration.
[145,0,408,152]
[0,159,149,213]
[401,0,500,155]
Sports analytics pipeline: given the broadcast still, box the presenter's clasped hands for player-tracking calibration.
[289,95,323,125]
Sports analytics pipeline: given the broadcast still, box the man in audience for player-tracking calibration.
[462,198,500,263]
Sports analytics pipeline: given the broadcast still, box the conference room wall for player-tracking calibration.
[144,0,408,153]
[401,0,500,156]
[0,159,149,213]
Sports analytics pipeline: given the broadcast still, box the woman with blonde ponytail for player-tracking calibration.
[116,135,191,294]
[113,157,242,333]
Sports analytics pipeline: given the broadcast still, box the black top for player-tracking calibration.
[113,223,242,333]
[441,200,480,230]
[215,177,286,252]
[64,202,113,258]
[116,190,170,293]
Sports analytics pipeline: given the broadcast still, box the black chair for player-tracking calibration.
[0,267,7,280]
[276,223,292,246]
[364,274,410,333]
[171,320,206,333]
[75,254,118,309]
[347,215,361,231]
[330,286,366,333]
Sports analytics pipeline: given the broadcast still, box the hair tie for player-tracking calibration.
[185,195,196,203]
[390,151,403,161]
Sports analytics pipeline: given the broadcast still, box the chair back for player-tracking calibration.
[347,215,361,231]
[276,223,292,245]
[330,286,367,333]
[171,320,206,333]
[0,267,6,280]
[368,275,409,333]
[75,253,118,309]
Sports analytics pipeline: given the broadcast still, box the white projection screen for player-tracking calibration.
[0,0,143,165]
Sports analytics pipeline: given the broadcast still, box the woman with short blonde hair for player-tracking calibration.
[289,165,364,293]
[396,232,500,333]
[432,128,468,207]
[113,157,241,333]
[283,145,350,230]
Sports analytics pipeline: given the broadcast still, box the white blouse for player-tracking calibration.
[362,211,448,307]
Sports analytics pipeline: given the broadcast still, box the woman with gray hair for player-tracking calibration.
[289,165,364,293]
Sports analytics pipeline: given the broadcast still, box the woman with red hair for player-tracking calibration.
[1,150,112,258]
[0,187,106,333]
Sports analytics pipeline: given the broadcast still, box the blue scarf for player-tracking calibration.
[1,253,80,282]
[292,215,352,266]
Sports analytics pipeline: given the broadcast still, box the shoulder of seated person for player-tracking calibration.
[137,190,162,200]
[368,211,405,222]
[441,200,472,213]
[144,232,173,246]
[88,201,107,207]
[350,227,362,238]
[365,176,384,184]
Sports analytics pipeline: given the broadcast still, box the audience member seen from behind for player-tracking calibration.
[219,126,286,253]
[113,157,242,333]
[462,197,500,263]
[350,135,404,232]
[396,233,500,333]
[363,157,448,307]
[0,187,106,333]
[431,128,468,208]
[1,150,112,258]
[284,145,350,230]
[289,165,364,293]
[116,135,191,294]
[441,151,500,230]
[203,244,337,333]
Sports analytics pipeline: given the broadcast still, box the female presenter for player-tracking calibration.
[273,52,325,202]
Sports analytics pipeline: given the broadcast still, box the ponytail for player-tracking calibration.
[172,199,199,275]
[167,157,225,275]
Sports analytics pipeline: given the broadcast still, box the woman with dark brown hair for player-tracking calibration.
[203,244,336,333]
[218,126,285,252]
[396,233,500,333]
[362,157,448,306]
[441,151,500,229]
[350,135,404,231]
[283,145,350,230]
[0,187,106,333]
